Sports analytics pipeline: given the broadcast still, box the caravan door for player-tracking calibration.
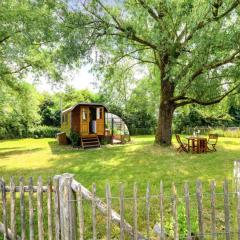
[80,107,89,135]
[96,107,105,135]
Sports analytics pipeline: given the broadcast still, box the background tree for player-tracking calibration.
[0,0,67,91]
[62,0,240,145]
[0,81,41,138]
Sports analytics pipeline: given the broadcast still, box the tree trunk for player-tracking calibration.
[155,80,175,146]
[155,102,174,145]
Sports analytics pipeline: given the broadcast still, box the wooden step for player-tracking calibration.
[82,141,99,144]
[81,136,101,149]
[82,138,98,141]
[83,142,100,146]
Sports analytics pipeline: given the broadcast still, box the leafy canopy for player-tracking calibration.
[62,0,240,107]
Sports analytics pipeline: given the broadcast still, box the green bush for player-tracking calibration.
[165,200,198,239]
[69,129,80,147]
[29,125,59,138]
[209,128,240,138]
[130,127,155,135]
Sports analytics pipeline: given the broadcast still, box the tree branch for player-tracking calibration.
[182,0,240,45]
[110,47,150,65]
[175,83,240,107]
[176,50,240,96]
[137,0,160,22]
[82,0,158,50]
[2,64,32,75]
[0,35,11,44]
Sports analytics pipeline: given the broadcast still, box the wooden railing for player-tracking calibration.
[1,161,240,239]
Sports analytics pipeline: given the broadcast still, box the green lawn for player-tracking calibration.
[0,136,240,239]
[0,135,239,194]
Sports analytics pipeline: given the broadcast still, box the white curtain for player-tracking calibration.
[96,108,100,119]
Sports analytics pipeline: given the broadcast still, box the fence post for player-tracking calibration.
[53,175,61,240]
[59,173,77,240]
[234,161,240,192]
[234,161,240,240]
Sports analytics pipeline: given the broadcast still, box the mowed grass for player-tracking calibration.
[0,135,239,194]
[0,136,240,239]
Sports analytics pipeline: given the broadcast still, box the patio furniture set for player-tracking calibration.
[176,134,218,153]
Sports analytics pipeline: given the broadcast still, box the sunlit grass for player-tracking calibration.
[0,136,239,194]
[0,136,240,239]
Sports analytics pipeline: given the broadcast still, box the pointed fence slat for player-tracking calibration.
[133,183,138,240]
[1,178,8,240]
[92,183,97,240]
[60,174,77,240]
[196,180,204,240]
[29,177,34,240]
[172,183,178,240]
[10,177,16,240]
[47,178,53,240]
[120,183,125,240]
[71,179,146,240]
[210,181,216,240]
[184,182,191,240]
[223,179,230,240]
[76,185,84,240]
[106,183,112,240]
[53,176,61,240]
[37,177,44,240]
[20,177,26,240]
[159,181,165,240]
[3,174,240,240]
[146,183,150,240]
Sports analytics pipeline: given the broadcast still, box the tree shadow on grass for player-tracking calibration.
[0,138,239,196]
[0,147,23,152]
[0,148,43,158]
[44,140,239,193]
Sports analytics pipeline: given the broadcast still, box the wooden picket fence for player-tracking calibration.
[1,161,240,239]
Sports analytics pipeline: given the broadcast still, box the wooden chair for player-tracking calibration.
[176,134,188,153]
[207,134,218,152]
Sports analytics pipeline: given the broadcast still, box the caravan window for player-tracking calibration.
[82,108,87,121]
[96,108,103,119]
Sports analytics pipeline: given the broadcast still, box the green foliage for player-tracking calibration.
[173,102,238,133]
[39,96,61,127]
[60,85,99,109]
[209,128,240,138]
[0,0,67,90]
[69,129,80,147]
[28,125,59,138]
[0,81,41,139]
[165,200,198,239]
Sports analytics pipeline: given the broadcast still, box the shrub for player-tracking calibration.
[222,129,240,138]
[130,127,155,135]
[209,128,240,138]
[164,200,198,239]
[29,125,59,138]
[69,129,80,147]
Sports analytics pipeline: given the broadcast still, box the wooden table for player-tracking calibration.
[186,136,208,153]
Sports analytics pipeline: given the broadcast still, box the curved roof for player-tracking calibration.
[62,102,108,113]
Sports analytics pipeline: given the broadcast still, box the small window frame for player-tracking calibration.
[96,107,103,120]
[82,108,87,121]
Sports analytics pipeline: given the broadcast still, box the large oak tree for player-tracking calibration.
[63,0,240,145]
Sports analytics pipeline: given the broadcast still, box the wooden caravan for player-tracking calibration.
[61,103,108,148]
